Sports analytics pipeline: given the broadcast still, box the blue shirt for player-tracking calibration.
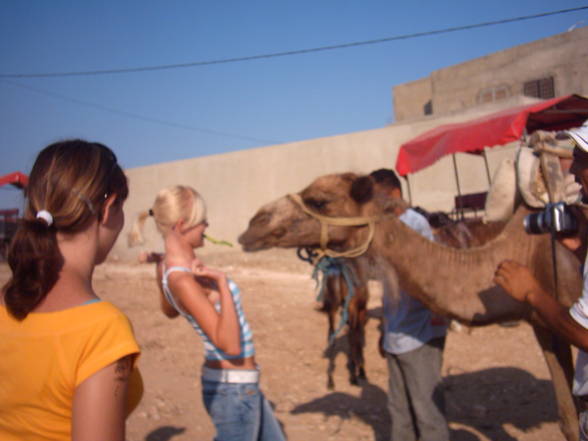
[382,208,448,354]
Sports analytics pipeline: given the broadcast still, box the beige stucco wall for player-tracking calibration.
[393,77,432,122]
[112,98,532,262]
[394,26,588,121]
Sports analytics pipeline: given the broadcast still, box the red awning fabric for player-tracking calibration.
[395,94,588,176]
[0,171,28,189]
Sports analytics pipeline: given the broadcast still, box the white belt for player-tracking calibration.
[202,367,260,384]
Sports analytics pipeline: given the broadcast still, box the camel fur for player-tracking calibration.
[239,172,582,441]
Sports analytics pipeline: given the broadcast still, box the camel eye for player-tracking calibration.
[250,211,271,226]
[305,198,327,211]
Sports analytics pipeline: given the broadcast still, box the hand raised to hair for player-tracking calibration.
[164,227,195,269]
[494,260,542,303]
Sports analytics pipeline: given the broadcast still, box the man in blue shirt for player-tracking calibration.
[370,168,449,441]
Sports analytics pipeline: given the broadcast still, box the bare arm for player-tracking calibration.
[164,228,241,355]
[495,260,588,352]
[72,355,133,441]
[156,261,180,318]
[168,267,241,356]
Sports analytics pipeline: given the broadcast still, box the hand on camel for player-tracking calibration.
[494,260,543,303]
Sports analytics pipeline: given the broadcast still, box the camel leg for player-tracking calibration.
[324,276,340,390]
[532,324,579,441]
[357,301,367,381]
[347,286,368,384]
[346,298,360,386]
[334,275,361,387]
[325,318,336,390]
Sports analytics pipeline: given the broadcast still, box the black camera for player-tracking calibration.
[524,202,578,235]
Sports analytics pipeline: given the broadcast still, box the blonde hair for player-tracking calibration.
[128,185,207,246]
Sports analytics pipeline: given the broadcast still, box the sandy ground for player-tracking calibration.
[0,249,568,441]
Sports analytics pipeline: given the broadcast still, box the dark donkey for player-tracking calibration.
[308,254,370,389]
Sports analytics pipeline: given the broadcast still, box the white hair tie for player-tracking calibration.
[36,210,54,226]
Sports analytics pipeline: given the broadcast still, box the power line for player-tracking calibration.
[1,79,281,145]
[1,6,587,78]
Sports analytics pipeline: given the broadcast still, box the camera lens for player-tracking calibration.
[523,203,578,235]
[524,212,546,234]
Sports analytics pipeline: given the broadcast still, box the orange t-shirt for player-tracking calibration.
[0,301,142,441]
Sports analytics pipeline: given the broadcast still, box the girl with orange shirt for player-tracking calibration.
[0,140,142,441]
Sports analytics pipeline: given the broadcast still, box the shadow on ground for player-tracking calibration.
[145,426,186,441]
[291,366,558,441]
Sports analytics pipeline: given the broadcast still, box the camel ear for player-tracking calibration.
[350,176,374,204]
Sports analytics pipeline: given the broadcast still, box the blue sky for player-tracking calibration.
[1,1,587,209]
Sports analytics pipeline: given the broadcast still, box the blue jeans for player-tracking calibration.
[202,379,286,441]
[581,408,588,441]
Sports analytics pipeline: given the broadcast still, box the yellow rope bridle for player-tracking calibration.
[288,193,380,259]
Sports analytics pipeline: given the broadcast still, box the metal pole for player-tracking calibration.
[482,148,492,186]
[404,175,413,205]
[452,153,463,219]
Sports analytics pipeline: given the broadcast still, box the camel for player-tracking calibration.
[238,172,583,441]
[303,212,504,390]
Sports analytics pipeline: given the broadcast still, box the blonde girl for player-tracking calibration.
[130,185,286,441]
[0,140,142,441]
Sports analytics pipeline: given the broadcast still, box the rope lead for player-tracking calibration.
[311,256,358,346]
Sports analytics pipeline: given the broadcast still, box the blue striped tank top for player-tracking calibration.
[162,266,255,361]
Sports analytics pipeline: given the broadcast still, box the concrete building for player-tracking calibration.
[113,27,588,262]
[393,26,588,122]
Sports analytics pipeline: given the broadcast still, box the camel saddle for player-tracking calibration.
[484,131,580,222]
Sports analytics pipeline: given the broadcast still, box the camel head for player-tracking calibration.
[239,172,387,252]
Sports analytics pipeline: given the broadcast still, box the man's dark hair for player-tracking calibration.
[369,168,401,190]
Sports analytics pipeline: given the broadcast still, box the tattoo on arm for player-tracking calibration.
[113,355,133,398]
[115,355,132,382]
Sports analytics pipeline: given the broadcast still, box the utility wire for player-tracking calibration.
[1,6,587,78]
[1,79,281,145]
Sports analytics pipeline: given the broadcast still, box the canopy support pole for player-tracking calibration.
[482,148,492,186]
[452,153,463,220]
[404,175,413,205]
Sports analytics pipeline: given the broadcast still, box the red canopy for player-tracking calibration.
[395,94,588,176]
[0,171,28,189]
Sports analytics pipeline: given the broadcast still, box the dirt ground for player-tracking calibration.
[0,248,569,441]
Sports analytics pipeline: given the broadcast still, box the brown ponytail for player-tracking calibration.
[2,139,128,320]
[4,220,63,319]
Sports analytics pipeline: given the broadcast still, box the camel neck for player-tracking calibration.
[370,207,537,325]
